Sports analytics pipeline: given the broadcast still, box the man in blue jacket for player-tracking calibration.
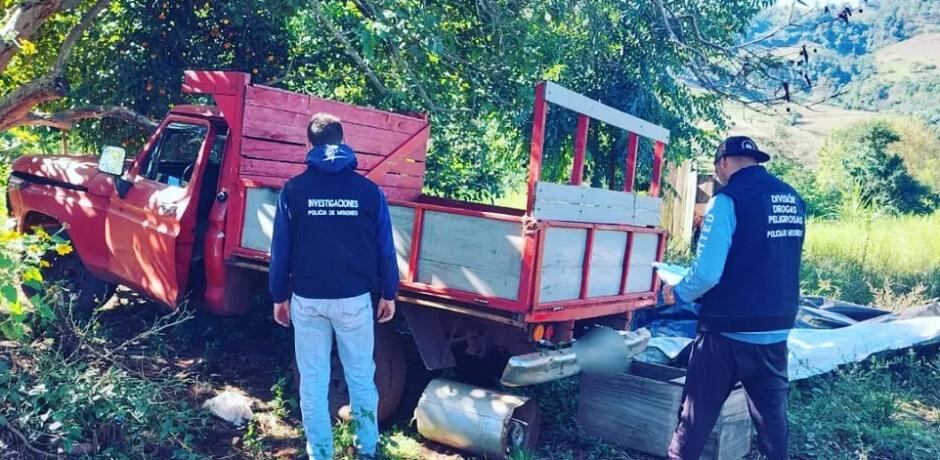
[269,113,399,460]
[663,136,805,460]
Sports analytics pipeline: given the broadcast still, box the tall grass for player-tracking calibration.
[802,212,940,305]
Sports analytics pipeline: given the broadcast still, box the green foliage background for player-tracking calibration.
[1,0,785,201]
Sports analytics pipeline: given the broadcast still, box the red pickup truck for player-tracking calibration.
[6,70,669,453]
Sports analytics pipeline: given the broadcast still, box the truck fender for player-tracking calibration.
[399,302,457,371]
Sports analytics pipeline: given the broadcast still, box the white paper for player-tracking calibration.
[652,262,690,286]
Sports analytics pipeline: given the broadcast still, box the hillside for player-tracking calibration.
[746,0,940,120]
[725,102,878,167]
[839,31,940,124]
[727,0,940,167]
[874,32,940,81]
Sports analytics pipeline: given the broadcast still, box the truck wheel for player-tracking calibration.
[292,323,407,423]
[24,233,116,321]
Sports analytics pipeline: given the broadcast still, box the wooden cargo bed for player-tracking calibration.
[187,71,668,324]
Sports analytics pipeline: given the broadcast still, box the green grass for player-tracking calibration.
[802,212,940,305]
[793,211,940,459]
[789,351,940,460]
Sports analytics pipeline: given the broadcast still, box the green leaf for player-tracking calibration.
[35,300,55,322]
[1,285,16,303]
[359,28,375,61]
[23,280,41,291]
[0,321,25,341]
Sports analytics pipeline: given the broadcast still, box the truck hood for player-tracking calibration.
[12,155,100,189]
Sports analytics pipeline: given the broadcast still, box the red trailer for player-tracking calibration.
[6,70,669,456]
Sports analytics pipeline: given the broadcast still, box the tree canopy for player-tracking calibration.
[3,0,843,201]
[817,119,938,215]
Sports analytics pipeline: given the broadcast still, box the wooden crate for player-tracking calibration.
[577,361,751,460]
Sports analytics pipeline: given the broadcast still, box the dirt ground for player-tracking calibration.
[60,289,774,460]
[91,289,477,459]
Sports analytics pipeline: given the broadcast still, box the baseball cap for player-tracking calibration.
[715,136,771,163]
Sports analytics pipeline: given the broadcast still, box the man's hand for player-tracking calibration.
[662,284,677,306]
[273,300,291,327]
[377,298,395,323]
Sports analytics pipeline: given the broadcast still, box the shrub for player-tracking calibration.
[817,120,938,215]
[766,154,840,218]
[0,226,60,341]
[889,117,940,192]
[1,343,212,459]
[0,224,214,458]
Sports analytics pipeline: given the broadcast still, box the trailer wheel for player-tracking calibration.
[23,232,115,322]
[292,323,407,423]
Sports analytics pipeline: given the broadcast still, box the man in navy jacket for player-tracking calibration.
[663,136,805,460]
[269,113,399,460]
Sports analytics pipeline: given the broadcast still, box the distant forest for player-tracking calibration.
[747,0,940,124]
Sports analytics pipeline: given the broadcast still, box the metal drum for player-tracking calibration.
[415,378,540,459]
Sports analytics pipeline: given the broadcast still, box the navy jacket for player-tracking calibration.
[699,166,806,332]
[268,144,399,302]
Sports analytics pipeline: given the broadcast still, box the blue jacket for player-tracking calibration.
[268,144,399,302]
[674,168,792,344]
[697,166,805,332]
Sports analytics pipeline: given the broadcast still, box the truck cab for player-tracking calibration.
[8,71,433,316]
[8,104,229,311]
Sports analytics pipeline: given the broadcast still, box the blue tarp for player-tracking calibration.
[635,263,940,380]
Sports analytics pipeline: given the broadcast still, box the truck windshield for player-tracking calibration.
[140,122,209,188]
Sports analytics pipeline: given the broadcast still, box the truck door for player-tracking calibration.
[106,117,219,307]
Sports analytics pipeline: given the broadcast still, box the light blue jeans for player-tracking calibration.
[292,292,378,459]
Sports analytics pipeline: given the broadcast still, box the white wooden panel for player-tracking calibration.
[534,182,662,226]
[417,211,524,300]
[421,259,521,300]
[544,82,670,143]
[587,230,628,297]
[539,227,587,302]
[626,233,660,293]
[241,187,278,252]
[389,205,414,279]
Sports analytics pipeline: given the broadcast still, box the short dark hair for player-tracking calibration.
[307,113,344,146]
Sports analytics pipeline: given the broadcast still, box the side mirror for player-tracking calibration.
[98,145,127,176]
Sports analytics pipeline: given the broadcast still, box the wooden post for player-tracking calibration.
[579,227,595,299]
[624,132,639,192]
[408,207,425,283]
[520,82,548,307]
[571,115,589,185]
[525,83,548,214]
[650,140,666,197]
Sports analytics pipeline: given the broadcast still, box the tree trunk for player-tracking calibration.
[0,0,81,73]
[22,105,159,130]
[0,72,68,131]
[608,142,619,190]
[0,0,112,131]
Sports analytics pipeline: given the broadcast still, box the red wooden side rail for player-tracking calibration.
[391,81,671,323]
[525,81,670,206]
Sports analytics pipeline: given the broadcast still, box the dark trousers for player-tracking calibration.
[667,333,789,460]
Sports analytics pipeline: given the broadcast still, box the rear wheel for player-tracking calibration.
[23,232,116,321]
[293,323,407,423]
